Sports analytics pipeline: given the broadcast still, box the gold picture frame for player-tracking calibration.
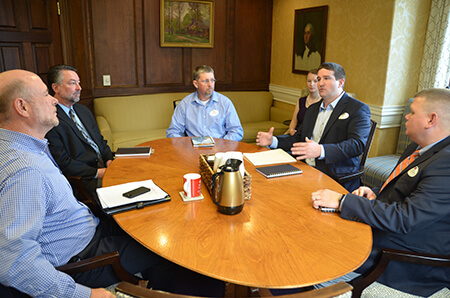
[292,6,328,74]
[160,0,214,48]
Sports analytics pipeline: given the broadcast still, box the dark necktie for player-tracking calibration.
[380,149,420,191]
[69,109,104,167]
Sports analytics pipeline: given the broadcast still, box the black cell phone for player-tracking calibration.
[123,186,151,198]
[319,206,340,213]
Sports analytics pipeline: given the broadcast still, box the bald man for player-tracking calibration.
[0,70,224,297]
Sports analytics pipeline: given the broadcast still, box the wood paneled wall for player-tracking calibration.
[62,0,273,101]
[1,0,273,104]
[0,0,62,81]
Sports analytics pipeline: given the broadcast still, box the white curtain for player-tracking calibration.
[418,0,450,90]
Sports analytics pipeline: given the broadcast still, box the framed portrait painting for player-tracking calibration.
[160,0,214,48]
[292,6,328,74]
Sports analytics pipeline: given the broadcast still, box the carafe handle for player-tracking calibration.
[211,171,224,205]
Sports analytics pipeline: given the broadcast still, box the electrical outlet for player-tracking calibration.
[103,75,111,87]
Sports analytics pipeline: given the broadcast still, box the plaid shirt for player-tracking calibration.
[0,128,99,297]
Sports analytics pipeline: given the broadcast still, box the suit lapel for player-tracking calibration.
[58,105,90,147]
[304,101,321,138]
[320,92,348,141]
[407,137,450,171]
[384,136,450,189]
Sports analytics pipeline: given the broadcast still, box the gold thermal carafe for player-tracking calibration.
[211,159,244,215]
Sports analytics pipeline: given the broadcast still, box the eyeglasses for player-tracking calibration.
[197,79,216,84]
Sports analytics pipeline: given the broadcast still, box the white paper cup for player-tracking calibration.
[213,152,226,172]
[226,151,245,177]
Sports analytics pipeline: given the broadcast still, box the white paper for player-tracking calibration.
[97,179,168,209]
[243,149,297,166]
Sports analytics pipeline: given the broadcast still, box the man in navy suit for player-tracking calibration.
[45,65,113,198]
[256,62,371,191]
[312,88,450,296]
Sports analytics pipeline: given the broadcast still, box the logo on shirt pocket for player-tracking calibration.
[210,110,219,117]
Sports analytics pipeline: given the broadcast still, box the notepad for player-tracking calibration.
[255,164,302,178]
[191,136,215,147]
[243,149,297,166]
[115,146,152,157]
[97,179,170,214]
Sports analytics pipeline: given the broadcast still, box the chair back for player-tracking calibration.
[173,99,181,110]
[351,248,450,298]
[396,98,414,155]
[66,176,102,217]
[116,281,353,298]
[359,119,377,172]
[337,119,377,185]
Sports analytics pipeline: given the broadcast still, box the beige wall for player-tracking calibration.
[271,0,431,156]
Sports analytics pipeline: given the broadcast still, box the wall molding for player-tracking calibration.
[269,84,405,129]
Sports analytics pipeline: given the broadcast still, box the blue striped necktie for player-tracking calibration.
[69,109,102,162]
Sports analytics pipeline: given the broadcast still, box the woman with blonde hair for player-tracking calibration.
[287,69,321,135]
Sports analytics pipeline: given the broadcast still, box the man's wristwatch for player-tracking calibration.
[338,194,346,211]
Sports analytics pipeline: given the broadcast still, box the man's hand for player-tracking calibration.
[291,137,321,160]
[106,159,113,167]
[311,189,342,209]
[352,186,377,200]
[97,168,107,179]
[256,127,274,147]
[91,288,115,297]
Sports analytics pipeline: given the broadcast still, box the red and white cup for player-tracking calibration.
[183,173,202,198]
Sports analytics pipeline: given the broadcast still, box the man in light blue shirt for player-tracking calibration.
[166,65,244,141]
[0,70,224,297]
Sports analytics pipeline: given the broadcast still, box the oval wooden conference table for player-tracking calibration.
[103,137,372,289]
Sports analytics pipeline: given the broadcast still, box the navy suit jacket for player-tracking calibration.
[45,104,113,179]
[341,137,450,296]
[278,92,371,191]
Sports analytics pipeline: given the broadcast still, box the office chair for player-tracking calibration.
[115,281,353,298]
[351,248,450,298]
[338,119,377,185]
[173,99,181,109]
[56,251,140,285]
[66,176,103,217]
[0,252,141,297]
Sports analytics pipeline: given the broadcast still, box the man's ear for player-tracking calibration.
[13,98,30,118]
[426,112,438,128]
[193,80,199,89]
[51,83,59,95]
[338,78,345,89]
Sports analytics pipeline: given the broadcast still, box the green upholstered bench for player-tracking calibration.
[362,98,414,188]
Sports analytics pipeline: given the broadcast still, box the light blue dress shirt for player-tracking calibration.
[166,91,244,141]
[270,93,344,165]
[0,128,99,297]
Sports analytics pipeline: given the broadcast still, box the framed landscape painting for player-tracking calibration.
[292,6,328,74]
[160,0,214,48]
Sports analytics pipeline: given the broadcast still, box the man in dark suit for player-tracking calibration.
[312,88,450,296]
[256,62,371,191]
[45,65,113,197]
